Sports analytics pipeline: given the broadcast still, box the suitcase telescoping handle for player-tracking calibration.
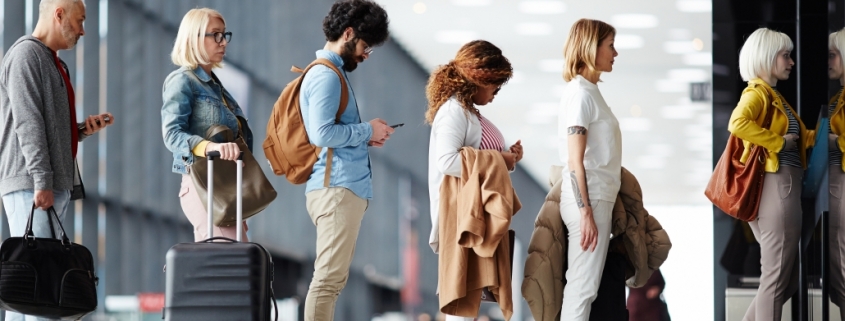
[206,150,245,242]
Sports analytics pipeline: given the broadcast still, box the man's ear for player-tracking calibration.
[54,6,65,23]
[343,27,355,42]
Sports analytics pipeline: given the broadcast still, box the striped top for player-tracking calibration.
[772,89,802,168]
[478,115,505,152]
[831,87,843,167]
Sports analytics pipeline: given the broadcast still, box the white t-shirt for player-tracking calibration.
[558,75,622,202]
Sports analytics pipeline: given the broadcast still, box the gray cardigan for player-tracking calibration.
[0,36,88,195]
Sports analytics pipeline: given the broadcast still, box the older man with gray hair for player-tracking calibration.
[0,1,113,318]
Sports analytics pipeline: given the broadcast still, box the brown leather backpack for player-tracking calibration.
[262,58,348,185]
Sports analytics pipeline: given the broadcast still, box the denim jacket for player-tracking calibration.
[161,66,253,174]
[301,50,374,199]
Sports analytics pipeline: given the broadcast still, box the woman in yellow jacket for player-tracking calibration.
[827,27,845,318]
[728,27,814,321]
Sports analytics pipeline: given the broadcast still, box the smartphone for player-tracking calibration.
[390,123,404,129]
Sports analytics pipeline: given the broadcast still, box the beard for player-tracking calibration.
[61,19,80,49]
[340,40,364,72]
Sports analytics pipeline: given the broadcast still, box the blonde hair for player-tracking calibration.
[830,28,845,75]
[171,8,225,69]
[562,19,615,82]
[738,28,793,82]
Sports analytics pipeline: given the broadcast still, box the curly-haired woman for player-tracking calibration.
[558,19,620,321]
[426,40,522,321]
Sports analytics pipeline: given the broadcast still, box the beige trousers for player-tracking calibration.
[743,165,803,321]
[303,187,368,321]
[829,165,845,319]
[179,174,248,242]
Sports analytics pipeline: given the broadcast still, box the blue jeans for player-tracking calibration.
[1,189,70,321]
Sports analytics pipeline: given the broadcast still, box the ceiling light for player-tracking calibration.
[664,40,695,54]
[611,14,659,29]
[669,28,692,40]
[615,34,644,49]
[516,22,553,36]
[451,0,492,6]
[677,0,712,12]
[668,68,709,82]
[693,38,704,51]
[519,1,566,14]
[435,30,478,44]
[655,79,688,93]
[413,2,427,14]
[539,59,564,73]
[661,105,699,119]
[683,52,712,66]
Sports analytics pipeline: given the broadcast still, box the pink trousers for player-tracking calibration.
[179,174,248,242]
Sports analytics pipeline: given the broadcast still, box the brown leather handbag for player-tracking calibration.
[705,104,774,221]
[189,123,277,227]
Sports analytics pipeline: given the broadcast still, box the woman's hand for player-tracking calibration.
[501,151,516,171]
[580,207,598,252]
[508,140,523,163]
[206,142,241,161]
[782,133,798,151]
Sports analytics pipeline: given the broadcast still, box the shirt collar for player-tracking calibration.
[316,49,344,70]
[191,66,213,83]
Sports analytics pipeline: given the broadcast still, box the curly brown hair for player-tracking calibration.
[425,40,513,124]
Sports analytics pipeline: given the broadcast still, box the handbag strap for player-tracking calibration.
[24,205,70,245]
[204,125,234,142]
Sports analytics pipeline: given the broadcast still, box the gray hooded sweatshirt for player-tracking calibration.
[0,36,88,195]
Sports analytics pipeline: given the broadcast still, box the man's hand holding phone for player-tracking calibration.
[79,112,115,135]
[368,118,394,148]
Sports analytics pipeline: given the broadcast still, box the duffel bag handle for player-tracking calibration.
[24,205,70,246]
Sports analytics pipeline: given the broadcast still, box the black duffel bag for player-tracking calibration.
[0,205,98,320]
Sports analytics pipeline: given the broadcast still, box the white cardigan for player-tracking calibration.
[428,98,482,254]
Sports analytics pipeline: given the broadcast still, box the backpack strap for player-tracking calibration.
[294,58,350,187]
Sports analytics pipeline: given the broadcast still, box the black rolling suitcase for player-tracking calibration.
[164,151,277,321]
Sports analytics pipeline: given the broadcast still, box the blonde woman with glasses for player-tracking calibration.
[161,8,250,242]
[558,18,620,321]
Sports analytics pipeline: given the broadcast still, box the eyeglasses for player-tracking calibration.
[364,45,374,55]
[493,86,502,95]
[204,31,232,44]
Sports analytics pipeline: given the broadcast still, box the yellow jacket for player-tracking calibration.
[727,78,814,172]
[829,91,845,171]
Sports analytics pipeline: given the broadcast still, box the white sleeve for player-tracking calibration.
[433,103,468,178]
[561,89,595,130]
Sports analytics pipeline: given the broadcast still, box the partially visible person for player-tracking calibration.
[827,26,845,320]
[299,1,393,320]
[426,40,520,321]
[161,8,250,241]
[627,270,671,321]
[729,27,814,321]
[558,18,620,321]
[0,0,114,320]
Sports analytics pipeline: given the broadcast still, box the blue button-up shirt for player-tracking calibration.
[300,50,374,199]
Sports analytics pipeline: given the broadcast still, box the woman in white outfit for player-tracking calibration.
[426,40,522,321]
[558,18,621,321]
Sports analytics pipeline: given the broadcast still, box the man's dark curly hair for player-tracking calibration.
[323,0,390,47]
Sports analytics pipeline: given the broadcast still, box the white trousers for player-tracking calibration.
[559,199,613,321]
